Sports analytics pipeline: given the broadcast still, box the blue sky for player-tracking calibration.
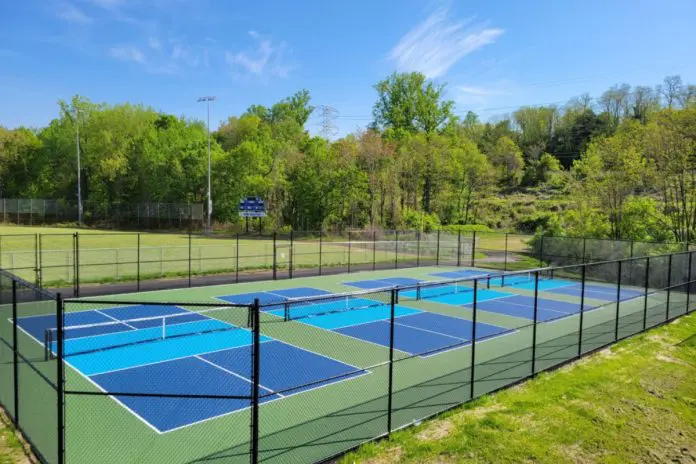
[2,0,696,136]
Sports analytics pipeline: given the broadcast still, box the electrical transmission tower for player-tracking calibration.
[317,105,339,138]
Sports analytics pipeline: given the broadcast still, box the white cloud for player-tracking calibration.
[56,2,94,24]
[109,45,146,63]
[148,37,162,51]
[454,83,512,109]
[389,7,504,79]
[226,31,294,78]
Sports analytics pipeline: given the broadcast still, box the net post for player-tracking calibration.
[56,293,65,464]
[686,252,693,314]
[289,230,294,279]
[531,271,539,377]
[665,253,673,321]
[504,233,509,272]
[250,298,261,464]
[136,233,141,292]
[469,279,478,400]
[577,264,587,357]
[188,230,192,288]
[235,233,240,283]
[394,230,399,269]
[614,260,622,341]
[456,229,462,267]
[319,229,323,276]
[470,231,476,267]
[387,288,396,434]
[284,301,290,322]
[12,280,19,426]
[347,230,351,273]
[436,230,441,266]
[642,257,650,331]
[272,231,277,280]
[539,235,544,267]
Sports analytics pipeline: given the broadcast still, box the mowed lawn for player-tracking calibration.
[0,225,444,285]
[341,312,696,464]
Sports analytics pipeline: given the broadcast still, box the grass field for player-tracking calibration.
[0,225,519,287]
[341,311,696,464]
[1,260,690,464]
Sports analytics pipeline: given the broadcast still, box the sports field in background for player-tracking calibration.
[2,261,688,464]
[0,225,533,287]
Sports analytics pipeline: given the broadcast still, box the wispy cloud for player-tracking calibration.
[148,37,162,51]
[389,7,504,79]
[454,83,513,109]
[109,45,146,63]
[56,2,94,24]
[226,31,294,78]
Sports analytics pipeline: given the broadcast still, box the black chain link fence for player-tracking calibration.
[0,247,693,463]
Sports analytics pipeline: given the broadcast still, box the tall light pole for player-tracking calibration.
[197,96,216,232]
[75,108,82,226]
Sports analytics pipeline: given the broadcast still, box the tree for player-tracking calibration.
[658,75,684,109]
[572,131,646,239]
[449,138,493,223]
[489,136,524,188]
[513,106,558,161]
[599,84,631,127]
[372,72,454,133]
[629,86,660,123]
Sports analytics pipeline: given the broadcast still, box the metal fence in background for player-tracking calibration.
[0,230,687,298]
[0,199,204,230]
[0,249,691,463]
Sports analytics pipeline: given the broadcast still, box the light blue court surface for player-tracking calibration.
[270,287,513,356]
[343,277,423,290]
[16,303,365,433]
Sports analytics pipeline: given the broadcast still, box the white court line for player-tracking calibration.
[94,309,138,330]
[193,355,280,397]
[12,321,163,434]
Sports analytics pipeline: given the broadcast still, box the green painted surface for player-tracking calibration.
[0,264,691,464]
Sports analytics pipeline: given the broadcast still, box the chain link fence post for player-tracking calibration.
[577,264,587,357]
[687,252,693,314]
[665,254,673,321]
[387,288,396,434]
[643,257,650,331]
[614,260,622,340]
[136,233,141,292]
[56,293,65,464]
[469,279,478,399]
[12,280,19,426]
[531,271,540,376]
[470,231,476,267]
[272,231,277,280]
[250,298,261,464]
[319,229,323,276]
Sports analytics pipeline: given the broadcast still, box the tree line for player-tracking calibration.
[0,74,695,241]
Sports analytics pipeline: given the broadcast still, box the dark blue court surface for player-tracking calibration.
[261,287,513,356]
[343,277,423,290]
[545,284,644,301]
[430,269,490,280]
[16,303,366,433]
[465,294,597,322]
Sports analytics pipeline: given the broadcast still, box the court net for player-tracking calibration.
[282,292,391,322]
[411,270,555,301]
[45,305,250,359]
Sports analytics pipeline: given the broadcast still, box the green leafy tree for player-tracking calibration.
[489,136,524,188]
[372,72,454,133]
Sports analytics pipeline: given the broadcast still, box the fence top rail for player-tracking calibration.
[63,298,253,309]
[0,268,57,300]
[551,248,691,272]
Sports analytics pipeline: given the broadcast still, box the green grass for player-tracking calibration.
[0,225,493,288]
[341,312,696,464]
[0,410,30,464]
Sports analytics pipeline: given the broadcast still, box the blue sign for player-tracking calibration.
[239,196,266,218]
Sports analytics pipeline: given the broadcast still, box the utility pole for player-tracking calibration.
[197,96,216,232]
[75,108,82,226]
